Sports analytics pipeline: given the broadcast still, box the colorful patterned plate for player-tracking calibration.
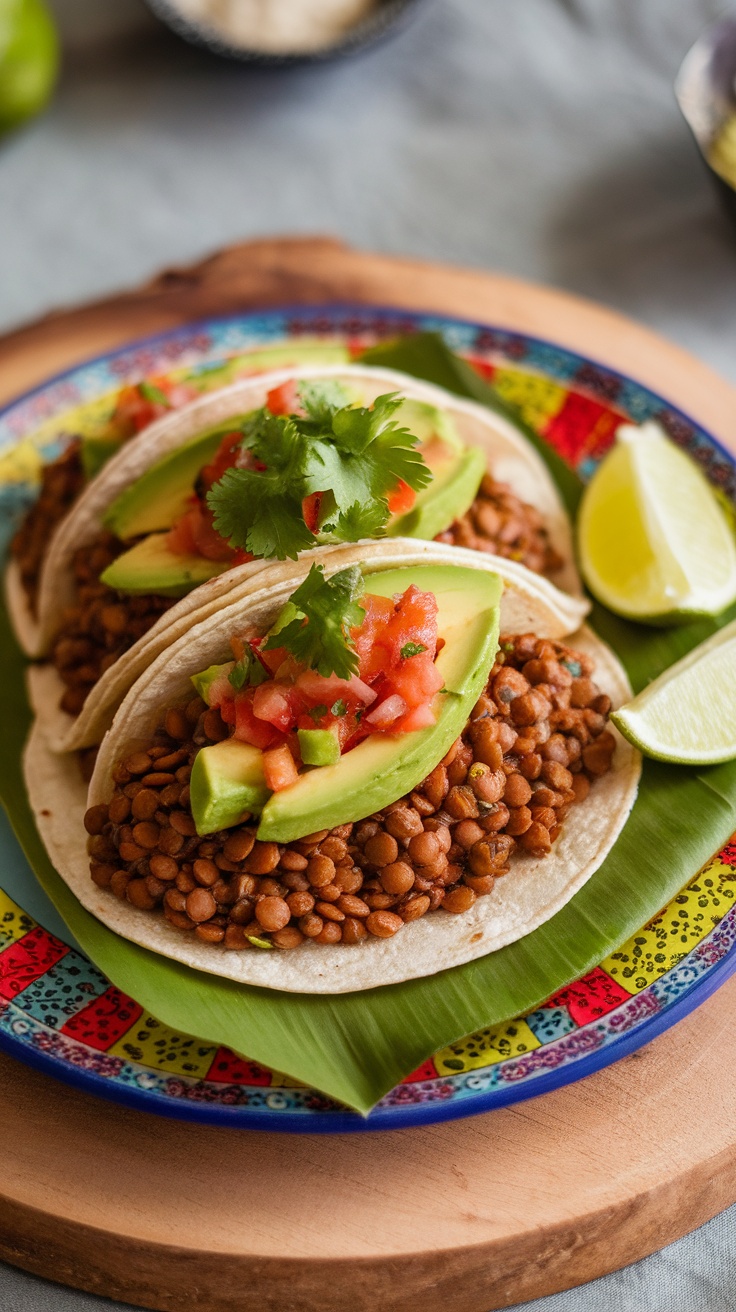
[1,305,735,1132]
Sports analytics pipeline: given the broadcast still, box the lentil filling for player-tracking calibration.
[436,474,562,576]
[84,633,616,951]
[11,441,86,613]
[52,532,176,717]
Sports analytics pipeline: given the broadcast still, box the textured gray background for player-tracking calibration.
[2,1,736,1309]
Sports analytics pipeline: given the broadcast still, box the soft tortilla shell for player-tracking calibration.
[19,363,580,749]
[25,545,639,994]
[36,539,588,754]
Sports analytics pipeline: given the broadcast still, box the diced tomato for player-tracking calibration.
[257,643,288,676]
[252,682,305,732]
[294,669,377,707]
[387,479,416,515]
[263,744,299,792]
[167,502,235,562]
[200,432,246,491]
[366,694,407,729]
[377,585,438,667]
[166,506,199,556]
[389,652,444,707]
[112,377,197,437]
[206,666,236,710]
[266,380,302,416]
[352,593,395,680]
[393,703,436,734]
[301,492,322,534]
[233,696,281,750]
[219,699,236,725]
[113,385,159,436]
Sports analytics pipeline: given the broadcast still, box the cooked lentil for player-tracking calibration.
[51,531,176,715]
[86,633,616,950]
[436,476,563,576]
[11,441,86,612]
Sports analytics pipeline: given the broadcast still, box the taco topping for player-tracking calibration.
[203,566,445,785]
[84,633,615,949]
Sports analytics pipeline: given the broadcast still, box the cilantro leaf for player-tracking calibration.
[400,642,427,659]
[298,380,351,425]
[208,467,316,560]
[331,699,347,717]
[330,499,388,543]
[329,392,433,496]
[139,380,170,407]
[229,646,268,689]
[206,393,432,561]
[264,564,365,678]
[308,704,328,722]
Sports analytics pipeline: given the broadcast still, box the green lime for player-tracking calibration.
[0,0,58,135]
[611,617,736,764]
[578,421,736,623]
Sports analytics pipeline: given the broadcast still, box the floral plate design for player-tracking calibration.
[1,304,734,1132]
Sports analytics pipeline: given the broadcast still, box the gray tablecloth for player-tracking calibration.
[2,1,736,1309]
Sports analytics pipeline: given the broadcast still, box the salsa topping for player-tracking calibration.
[202,565,445,789]
[85,633,616,950]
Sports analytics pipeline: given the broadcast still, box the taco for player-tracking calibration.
[26,540,640,993]
[11,365,582,753]
[6,340,352,649]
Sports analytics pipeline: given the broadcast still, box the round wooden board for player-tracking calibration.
[2,237,736,1312]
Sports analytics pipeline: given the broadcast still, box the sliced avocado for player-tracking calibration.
[224,343,351,383]
[395,399,464,455]
[297,726,341,766]
[100,533,228,596]
[191,662,232,705]
[190,738,270,835]
[257,564,501,843]
[389,446,486,541]
[103,420,247,540]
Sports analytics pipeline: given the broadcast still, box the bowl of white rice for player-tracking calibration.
[146,0,427,62]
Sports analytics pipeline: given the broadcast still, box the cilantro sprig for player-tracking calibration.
[206,386,431,561]
[264,564,365,679]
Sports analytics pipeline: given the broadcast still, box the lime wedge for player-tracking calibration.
[578,422,736,623]
[0,0,58,135]
[611,617,736,763]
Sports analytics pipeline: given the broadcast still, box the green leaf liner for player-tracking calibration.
[2,335,736,1115]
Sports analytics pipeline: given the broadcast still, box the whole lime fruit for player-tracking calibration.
[0,0,59,135]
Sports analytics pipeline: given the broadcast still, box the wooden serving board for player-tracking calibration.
[2,237,736,1312]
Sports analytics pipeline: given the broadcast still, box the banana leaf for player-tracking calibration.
[1,334,735,1115]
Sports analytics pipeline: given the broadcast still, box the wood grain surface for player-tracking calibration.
[2,236,736,1312]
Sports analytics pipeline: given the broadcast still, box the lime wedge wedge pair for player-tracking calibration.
[578,422,736,623]
[612,618,736,764]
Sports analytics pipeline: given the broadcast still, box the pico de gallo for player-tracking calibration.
[198,566,445,794]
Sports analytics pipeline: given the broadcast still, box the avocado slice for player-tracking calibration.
[257,564,502,843]
[395,398,464,455]
[387,402,485,541]
[103,421,245,540]
[390,447,486,542]
[190,738,270,835]
[100,533,228,596]
[190,662,232,704]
